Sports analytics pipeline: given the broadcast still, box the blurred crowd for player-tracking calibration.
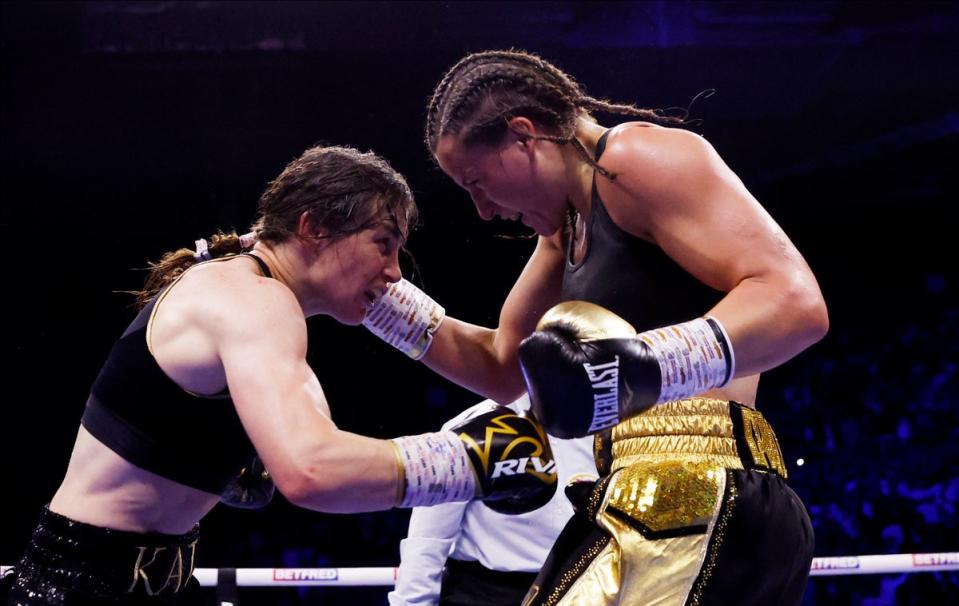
[778,273,958,604]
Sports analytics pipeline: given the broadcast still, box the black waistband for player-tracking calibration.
[36,506,200,547]
[17,507,200,597]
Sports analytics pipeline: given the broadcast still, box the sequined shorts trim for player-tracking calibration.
[524,399,810,606]
[7,506,201,604]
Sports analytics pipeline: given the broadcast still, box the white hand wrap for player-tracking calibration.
[638,316,736,403]
[363,279,445,360]
[390,432,476,508]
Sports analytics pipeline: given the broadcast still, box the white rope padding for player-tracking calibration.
[4,553,956,587]
[809,552,959,576]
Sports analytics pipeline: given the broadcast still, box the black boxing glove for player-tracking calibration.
[220,454,275,509]
[456,408,557,513]
[519,301,734,439]
[391,409,557,514]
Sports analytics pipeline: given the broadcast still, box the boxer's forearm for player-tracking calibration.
[360,279,524,400]
[420,317,527,404]
[707,274,828,377]
[275,431,401,513]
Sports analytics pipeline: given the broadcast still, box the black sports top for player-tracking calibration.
[561,130,723,332]
[81,253,270,495]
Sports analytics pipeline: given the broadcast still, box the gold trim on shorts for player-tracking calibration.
[740,407,788,478]
[610,398,743,472]
[543,398,788,606]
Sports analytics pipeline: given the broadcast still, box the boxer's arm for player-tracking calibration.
[210,278,401,513]
[389,399,520,605]
[421,233,565,403]
[520,302,734,438]
[598,126,828,377]
[206,280,556,513]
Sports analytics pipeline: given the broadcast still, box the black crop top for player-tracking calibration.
[81,253,270,494]
[561,130,723,331]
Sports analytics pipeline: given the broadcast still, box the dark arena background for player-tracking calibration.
[2,2,957,605]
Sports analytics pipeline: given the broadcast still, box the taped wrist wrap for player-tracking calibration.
[363,279,445,360]
[391,432,476,508]
[638,316,736,403]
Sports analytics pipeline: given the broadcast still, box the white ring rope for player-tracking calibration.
[2,553,957,587]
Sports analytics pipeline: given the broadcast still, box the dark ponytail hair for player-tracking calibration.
[130,231,250,309]
[132,145,416,308]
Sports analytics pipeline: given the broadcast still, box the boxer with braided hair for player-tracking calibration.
[425,49,682,183]
[365,50,828,605]
[4,144,557,605]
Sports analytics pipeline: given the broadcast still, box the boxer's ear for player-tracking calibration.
[506,116,536,154]
[296,211,331,247]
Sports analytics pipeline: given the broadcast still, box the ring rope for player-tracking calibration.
[3,553,956,587]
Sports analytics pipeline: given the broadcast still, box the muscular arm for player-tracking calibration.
[420,234,566,403]
[600,125,828,376]
[208,278,400,513]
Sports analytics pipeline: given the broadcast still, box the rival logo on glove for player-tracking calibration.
[458,413,558,486]
[490,456,556,479]
[583,357,621,433]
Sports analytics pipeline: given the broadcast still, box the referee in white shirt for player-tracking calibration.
[388,395,597,606]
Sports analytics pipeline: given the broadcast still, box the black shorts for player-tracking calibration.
[4,506,205,605]
[523,399,814,606]
[440,558,537,606]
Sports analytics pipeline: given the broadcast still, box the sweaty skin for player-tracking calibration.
[51,219,408,534]
[423,117,826,407]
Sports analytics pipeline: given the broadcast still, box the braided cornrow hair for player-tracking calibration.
[425,49,687,180]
